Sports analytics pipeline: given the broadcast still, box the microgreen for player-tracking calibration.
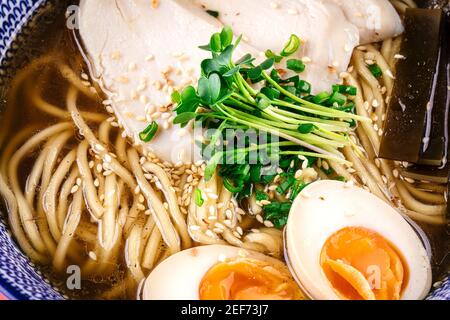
[167,26,370,224]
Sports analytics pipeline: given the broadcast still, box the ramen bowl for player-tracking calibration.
[0,0,449,300]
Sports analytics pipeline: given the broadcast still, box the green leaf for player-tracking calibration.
[175,86,200,114]
[198,44,212,51]
[171,91,181,104]
[298,123,317,134]
[173,112,197,125]
[220,26,233,48]
[260,58,275,70]
[250,165,262,183]
[281,34,301,57]
[216,45,234,66]
[210,33,222,52]
[270,69,282,83]
[286,59,305,73]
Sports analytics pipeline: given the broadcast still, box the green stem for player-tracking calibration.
[263,72,371,123]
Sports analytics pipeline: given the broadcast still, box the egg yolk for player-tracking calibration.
[320,227,408,300]
[199,258,304,300]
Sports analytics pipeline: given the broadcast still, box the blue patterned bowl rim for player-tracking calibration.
[0,0,448,300]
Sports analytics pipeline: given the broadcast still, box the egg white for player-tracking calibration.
[285,180,432,300]
[140,244,285,300]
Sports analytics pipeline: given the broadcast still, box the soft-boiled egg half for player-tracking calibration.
[285,180,432,300]
[140,244,304,300]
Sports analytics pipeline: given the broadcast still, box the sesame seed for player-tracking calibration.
[103,170,113,176]
[287,8,298,15]
[264,220,274,228]
[104,154,112,163]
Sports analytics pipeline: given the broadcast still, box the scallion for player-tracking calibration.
[195,188,204,207]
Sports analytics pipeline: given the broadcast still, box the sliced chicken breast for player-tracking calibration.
[79,0,258,164]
